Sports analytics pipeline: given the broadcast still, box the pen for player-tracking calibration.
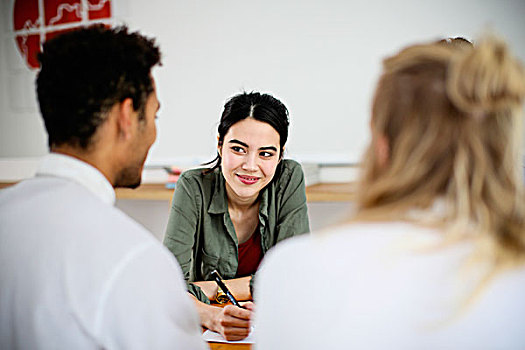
[210,269,243,308]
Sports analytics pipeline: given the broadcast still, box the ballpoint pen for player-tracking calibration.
[210,269,243,308]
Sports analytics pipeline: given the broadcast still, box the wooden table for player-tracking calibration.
[208,342,251,350]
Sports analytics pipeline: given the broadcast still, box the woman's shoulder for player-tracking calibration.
[179,167,218,183]
[266,222,439,261]
[317,221,443,247]
[280,158,303,173]
[259,221,452,282]
[267,159,307,203]
[273,159,304,185]
[174,168,221,199]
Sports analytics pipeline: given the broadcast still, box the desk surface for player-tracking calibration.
[209,342,251,350]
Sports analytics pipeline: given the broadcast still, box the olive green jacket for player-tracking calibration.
[163,159,310,303]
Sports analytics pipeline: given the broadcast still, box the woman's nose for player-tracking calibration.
[242,154,258,171]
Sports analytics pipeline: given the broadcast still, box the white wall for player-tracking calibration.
[1,0,525,168]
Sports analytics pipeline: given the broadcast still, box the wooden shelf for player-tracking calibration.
[0,183,14,190]
[116,183,175,201]
[1,182,356,202]
[117,182,355,202]
[306,182,356,202]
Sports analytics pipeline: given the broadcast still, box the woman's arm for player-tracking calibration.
[163,174,210,303]
[191,294,254,341]
[192,276,252,301]
[164,175,196,277]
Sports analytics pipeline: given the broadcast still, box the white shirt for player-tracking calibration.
[254,221,525,349]
[0,153,206,350]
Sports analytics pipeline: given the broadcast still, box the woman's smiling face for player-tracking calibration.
[219,118,281,204]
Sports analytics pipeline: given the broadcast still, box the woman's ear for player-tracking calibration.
[279,147,285,161]
[375,133,389,168]
[217,135,222,157]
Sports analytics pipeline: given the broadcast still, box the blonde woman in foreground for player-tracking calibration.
[254,36,525,349]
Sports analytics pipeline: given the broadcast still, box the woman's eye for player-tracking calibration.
[231,146,245,153]
[260,151,274,158]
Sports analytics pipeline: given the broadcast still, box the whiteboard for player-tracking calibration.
[1,0,524,169]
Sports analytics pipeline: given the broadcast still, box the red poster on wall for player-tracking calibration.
[13,0,112,69]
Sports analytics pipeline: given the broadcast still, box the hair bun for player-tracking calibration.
[447,36,525,117]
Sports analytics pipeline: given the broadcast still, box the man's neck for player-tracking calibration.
[51,146,115,187]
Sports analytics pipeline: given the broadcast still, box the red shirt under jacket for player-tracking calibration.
[236,230,263,277]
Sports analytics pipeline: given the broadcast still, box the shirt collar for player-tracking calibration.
[208,170,228,214]
[36,153,116,205]
[207,169,269,220]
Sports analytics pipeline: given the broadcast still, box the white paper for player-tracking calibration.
[202,327,255,344]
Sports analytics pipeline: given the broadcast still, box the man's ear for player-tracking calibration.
[279,146,285,161]
[117,98,135,141]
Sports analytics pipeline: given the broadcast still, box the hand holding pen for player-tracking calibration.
[209,270,254,341]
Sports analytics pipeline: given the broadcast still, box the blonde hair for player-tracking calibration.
[357,37,525,268]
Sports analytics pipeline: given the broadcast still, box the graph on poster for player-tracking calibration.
[13,0,113,69]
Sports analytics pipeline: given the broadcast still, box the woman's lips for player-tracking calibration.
[236,174,260,185]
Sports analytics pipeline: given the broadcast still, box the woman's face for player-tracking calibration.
[219,118,281,204]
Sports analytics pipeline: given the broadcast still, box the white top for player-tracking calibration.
[0,153,206,350]
[254,221,525,349]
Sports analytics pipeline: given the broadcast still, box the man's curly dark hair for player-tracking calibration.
[36,24,161,149]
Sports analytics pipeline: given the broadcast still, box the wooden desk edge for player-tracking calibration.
[0,181,356,202]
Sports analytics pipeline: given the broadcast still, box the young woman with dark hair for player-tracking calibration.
[163,91,310,340]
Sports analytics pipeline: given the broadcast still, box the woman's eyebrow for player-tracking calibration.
[228,140,278,152]
[259,146,278,152]
[228,139,249,148]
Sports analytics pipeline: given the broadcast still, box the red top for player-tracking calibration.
[236,230,263,277]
